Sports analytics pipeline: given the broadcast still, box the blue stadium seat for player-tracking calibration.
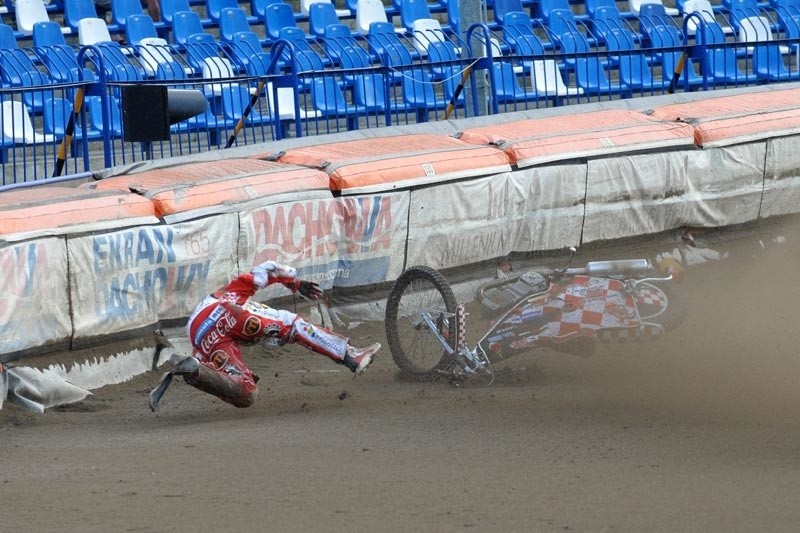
[697,22,757,83]
[428,39,460,79]
[32,44,97,91]
[725,0,764,34]
[491,61,537,103]
[64,0,99,33]
[547,8,584,41]
[754,45,795,80]
[352,72,387,112]
[87,95,123,138]
[587,4,633,45]
[310,76,366,129]
[172,10,209,44]
[774,0,800,40]
[207,0,241,24]
[447,0,460,36]
[220,84,271,125]
[0,23,17,49]
[251,0,285,19]
[373,40,415,84]
[494,0,525,25]
[279,26,330,70]
[162,0,211,27]
[604,28,669,90]
[647,24,703,87]
[367,21,418,64]
[400,69,442,120]
[503,10,537,47]
[638,2,681,41]
[183,33,226,73]
[43,97,102,140]
[324,23,365,64]
[585,0,617,18]
[538,0,571,22]
[0,48,55,113]
[309,1,341,37]
[230,31,273,74]
[513,32,545,55]
[559,31,628,95]
[400,0,432,31]
[125,14,158,45]
[336,44,373,85]
[94,42,144,81]
[265,2,298,41]
[219,7,251,42]
[32,20,68,47]
[111,0,166,32]
[153,59,189,81]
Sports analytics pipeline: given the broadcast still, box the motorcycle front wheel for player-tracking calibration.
[385,266,458,377]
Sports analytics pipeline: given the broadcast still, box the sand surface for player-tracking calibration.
[3,217,800,532]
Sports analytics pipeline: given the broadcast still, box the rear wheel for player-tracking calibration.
[385,266,458,377]
[633,281,685,334]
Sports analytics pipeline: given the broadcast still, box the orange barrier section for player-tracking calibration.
[87,159,330,218]
[268,134,512,193]
[457,109,695,167]
[649,88,800,146]
[0,187,156,237]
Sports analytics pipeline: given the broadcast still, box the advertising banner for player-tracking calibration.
[407,168,584,270]
[583,151,691,243]
[0,238,71,357]
[407,173,516,269]
[761,136,800,219]
[506,165,586,253]
[238,193,409,293]
[584,145,765,243]
[68,215,239,340]
[683,144,765,227]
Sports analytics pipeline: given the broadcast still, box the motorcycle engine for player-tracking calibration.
[479,271,549,314]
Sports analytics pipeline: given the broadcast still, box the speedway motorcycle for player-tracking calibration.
[384,248,684,381]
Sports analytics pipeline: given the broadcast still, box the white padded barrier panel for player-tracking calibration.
[239,193,410,293]
[68,214,240,340]
[0,238,72,356]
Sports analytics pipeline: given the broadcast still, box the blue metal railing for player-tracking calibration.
[2,18,800,189]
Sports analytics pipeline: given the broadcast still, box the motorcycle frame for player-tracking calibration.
[419,258,674,378]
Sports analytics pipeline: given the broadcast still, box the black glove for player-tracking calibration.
[295,280,323,300]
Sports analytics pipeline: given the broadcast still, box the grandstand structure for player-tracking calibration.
[0,0,798,187]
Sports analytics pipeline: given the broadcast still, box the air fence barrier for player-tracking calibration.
[4,83,800,380]
[3,18,800,187]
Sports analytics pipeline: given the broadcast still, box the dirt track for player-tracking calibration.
[3,217,800,532]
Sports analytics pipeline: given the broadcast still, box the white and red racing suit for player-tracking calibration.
[184,261,350,407]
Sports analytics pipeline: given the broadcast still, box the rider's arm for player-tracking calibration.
[211,261,298,303]
[251,261,298,289]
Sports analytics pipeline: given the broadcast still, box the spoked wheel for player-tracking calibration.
[385,266,458,378]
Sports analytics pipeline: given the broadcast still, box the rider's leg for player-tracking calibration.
[184,363,257,408]
[232,302,378,375]
[182,340,259,408]
[288,315,378,375]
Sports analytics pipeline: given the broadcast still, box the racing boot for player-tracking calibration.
[183,364,257,408]
[290,317,379,377]
[342,343,380,377]
[148,354,201,412]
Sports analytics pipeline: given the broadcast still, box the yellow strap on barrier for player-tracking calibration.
[54,86,85,178]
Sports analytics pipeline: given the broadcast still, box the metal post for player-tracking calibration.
[461,0,490,116]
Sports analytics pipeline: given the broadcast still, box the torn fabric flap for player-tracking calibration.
[2,367,91,413]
